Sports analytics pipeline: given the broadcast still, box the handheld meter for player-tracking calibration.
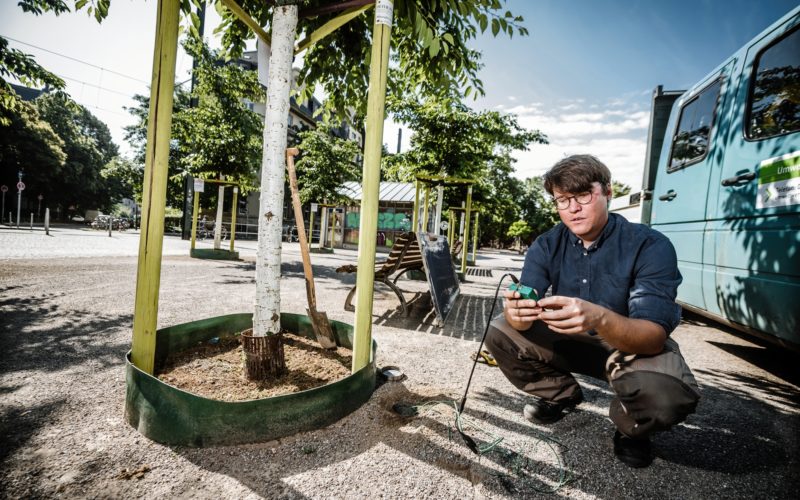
[508,282,539,301]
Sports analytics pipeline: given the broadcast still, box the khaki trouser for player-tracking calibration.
[485,317,700,439]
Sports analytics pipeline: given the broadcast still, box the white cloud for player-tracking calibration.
[508,95,517,101]
[505,97,651,189]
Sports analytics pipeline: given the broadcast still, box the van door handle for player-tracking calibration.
[658,190,677,201]
[721,171,756,186]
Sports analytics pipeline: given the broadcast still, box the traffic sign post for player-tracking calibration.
[16,180,24,228]
[37,194,43,219]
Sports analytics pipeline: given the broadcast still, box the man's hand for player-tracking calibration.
[536,296,605,334]
[536,295,667,354]
[503,289,542,327]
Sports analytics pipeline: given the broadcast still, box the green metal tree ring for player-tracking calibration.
[124,312,376,447]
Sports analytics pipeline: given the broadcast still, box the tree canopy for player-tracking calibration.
[122,39,265,207]
[216,0,528,123]
[0,1,109,124]
[380,96,547,245]
[294,122,362,205]
[0,97,66,195]
[0,92,120,216]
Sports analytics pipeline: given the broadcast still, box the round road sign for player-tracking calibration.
[0,185,7,193]
[17,181,25,191]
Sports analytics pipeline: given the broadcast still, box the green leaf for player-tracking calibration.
[428,38,440,57]
[491,18,500,37]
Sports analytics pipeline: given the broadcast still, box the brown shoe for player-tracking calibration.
[613,431,653,468]
[522,393,583,424]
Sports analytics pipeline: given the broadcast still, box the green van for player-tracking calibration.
[614,6,800,349]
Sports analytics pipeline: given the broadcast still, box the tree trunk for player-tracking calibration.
[250,4,298,379]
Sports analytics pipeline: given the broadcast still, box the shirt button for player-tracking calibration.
[581,279,587,284]
[583,252,588,256]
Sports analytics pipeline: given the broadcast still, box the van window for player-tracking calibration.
[668,80,722,171]
[747,26,800,140]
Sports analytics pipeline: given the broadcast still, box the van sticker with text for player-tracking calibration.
[757,151,800,209]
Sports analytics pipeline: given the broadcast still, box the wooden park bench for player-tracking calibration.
[450,239,463,262]
[335,231,424,315]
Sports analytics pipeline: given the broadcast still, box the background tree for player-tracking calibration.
[382,96,547,246]
[101,156,142,204]
[294,122,361,205]
[507,219,532,251]
[34,92,119,215]
[519,175,559,239]
[174,38,265,189]
[611,180,632,197]
[124,38,264,211]
[124,89,191,209]
[0,98,66,212]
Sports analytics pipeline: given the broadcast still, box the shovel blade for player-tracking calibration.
[307,307,337,350]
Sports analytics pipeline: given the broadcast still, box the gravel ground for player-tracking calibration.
[1,226,798,499]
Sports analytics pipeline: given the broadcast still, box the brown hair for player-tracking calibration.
[543,154,612,195]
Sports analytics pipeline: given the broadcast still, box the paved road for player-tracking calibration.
[0,224,263,260]
[1,229,798,499]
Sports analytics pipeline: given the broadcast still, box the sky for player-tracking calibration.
[2,0,798,189]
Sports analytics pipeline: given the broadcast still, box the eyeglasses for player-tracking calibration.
[553,190,596,210]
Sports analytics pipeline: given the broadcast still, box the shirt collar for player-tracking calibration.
[569,213,617,250]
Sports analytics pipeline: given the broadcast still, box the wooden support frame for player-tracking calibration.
[296,3,374,54]
[219,0,271,46]
[352,0,392,373]
[130,0,181,375]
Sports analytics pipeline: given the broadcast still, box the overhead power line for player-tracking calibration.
[2,35,150,85]
[59,74,137,99]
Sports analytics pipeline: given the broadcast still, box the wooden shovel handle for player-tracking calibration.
[286,148,317,309]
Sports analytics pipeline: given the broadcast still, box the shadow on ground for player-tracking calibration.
[374,292,500,343]
[175,383,576,498]
[0,286,131,375]
[172,358,800,498]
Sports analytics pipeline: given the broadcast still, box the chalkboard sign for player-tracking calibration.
[418,233,461,326]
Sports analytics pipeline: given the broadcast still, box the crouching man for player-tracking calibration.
[485,154,700,468]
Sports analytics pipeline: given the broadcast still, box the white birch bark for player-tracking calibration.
[214,182,224,249]
[253,5,298,337]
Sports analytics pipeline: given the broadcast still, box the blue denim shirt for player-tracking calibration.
[520,213,683,335]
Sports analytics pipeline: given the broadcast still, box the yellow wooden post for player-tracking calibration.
[130,0,181,374]
[230,186,238,252]
[472,212,479,263]
[412,179,419,233]
[422,184,430,234]
[352,0,393,373]
[190,191,199,250]
[460,186,473,274]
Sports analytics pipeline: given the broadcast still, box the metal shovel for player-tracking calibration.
[286,148,337,350]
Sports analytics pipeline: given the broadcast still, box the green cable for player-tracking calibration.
[402,399,573,493]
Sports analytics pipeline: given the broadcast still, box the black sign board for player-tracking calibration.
[418,232,461,326]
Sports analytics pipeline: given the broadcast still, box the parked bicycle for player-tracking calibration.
[90,215,129,231]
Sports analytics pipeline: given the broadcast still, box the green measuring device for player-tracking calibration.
[508,282,539,301]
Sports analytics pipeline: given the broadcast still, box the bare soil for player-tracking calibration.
[157,332,352,401]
